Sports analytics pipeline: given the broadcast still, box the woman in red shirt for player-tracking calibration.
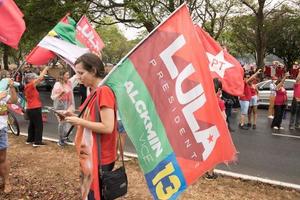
[24,66,48,147]
[247,78,259,129]
[289,70,300,130]
[271,74,288,130]
[239,69,261,130]
[64,53,117,200]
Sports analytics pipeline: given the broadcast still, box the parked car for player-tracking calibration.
[257,79,295,106]
[37,74,56,91]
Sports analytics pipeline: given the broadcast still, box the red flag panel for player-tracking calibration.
[76,16,105,54]
[0,0,25,49]
[195,25,244,96]
[129,5,237,185]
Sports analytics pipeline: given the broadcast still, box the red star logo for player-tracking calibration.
[207,134,214,143]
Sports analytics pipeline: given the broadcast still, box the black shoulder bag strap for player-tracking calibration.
[94,91,125,177]
[65,90,97,138]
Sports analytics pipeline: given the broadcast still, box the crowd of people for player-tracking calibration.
[1,57,300,197]
[235,65,300,131]
[0,54,131,197]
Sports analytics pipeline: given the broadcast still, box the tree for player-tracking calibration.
[220,14,256,58]
[97,23,140,64]
[239,0,290,68]
[87,0,238,39]
[265,6,300,69]
[192,0,239,40]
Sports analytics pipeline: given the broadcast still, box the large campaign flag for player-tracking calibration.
[105,4,236,199]
[195,25,244,96]
[26,15,103,65]
[76,15,105,54]
[0,0,25,49]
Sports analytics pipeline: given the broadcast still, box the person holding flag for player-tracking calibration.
[64,53,117,200]
[24,66,49,147]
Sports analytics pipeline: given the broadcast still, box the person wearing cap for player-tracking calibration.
[268,76,277,118]
[289,70,300,130]
[24,66,49,147]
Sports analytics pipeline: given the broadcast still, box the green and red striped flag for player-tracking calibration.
[26,15,104,65]
[105,4,236,199]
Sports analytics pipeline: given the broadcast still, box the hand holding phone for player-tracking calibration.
[45,106,66,120]
[53,110,66,120]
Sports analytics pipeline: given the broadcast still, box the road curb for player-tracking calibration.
[18,132,300,191]
[214,169,300,191]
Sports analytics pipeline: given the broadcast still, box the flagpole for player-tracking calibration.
[11,60,26,78]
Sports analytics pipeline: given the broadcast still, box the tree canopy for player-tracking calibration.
[1,0,300,70]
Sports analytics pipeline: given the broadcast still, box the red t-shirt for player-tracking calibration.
[275,88,287,105]
[24,81,42,109]
[75,85,117,200]
[80,85,117,165]
[250,84,257,96]
[240,82,252,101]
[293,83,300,99]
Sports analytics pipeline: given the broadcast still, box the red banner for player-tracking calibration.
[195,25,244,96]
[76,16,105,54]
[128,5,237,185]
[0,0,25,49]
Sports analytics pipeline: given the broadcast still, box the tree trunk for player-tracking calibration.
[3,45,9,70]
[255,5,265,69]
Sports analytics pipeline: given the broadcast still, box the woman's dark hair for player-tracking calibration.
[213,78,222,93]
[74,53,105,78]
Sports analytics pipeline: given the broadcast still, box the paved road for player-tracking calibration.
[14,91,300,185]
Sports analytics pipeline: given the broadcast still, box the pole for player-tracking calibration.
[11,60,26,78]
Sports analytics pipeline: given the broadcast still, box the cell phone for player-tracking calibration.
[45,106,66,119]
[54,110,66,119]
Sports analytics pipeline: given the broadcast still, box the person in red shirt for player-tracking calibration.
[247,78,259,129]
[289,70,300,130]
[239,69,261,130]
[24,66,49,147]
[271,73,288,130]
[64,53,117,200]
